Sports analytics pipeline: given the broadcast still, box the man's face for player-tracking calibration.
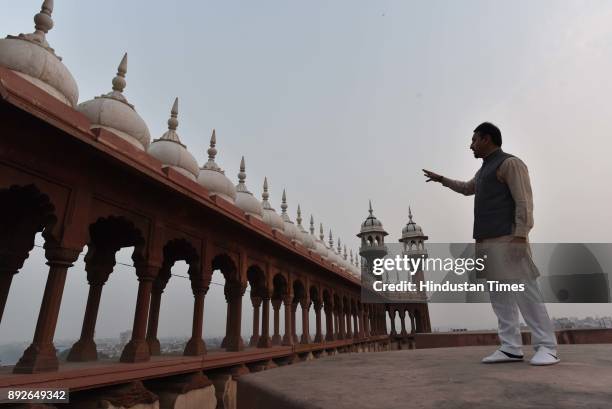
[470,132,488,158]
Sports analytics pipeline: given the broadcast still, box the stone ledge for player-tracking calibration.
[237,344,612,409]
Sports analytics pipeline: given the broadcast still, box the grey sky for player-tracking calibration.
[1,0,612,344]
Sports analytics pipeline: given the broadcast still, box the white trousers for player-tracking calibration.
[488,279,557,356]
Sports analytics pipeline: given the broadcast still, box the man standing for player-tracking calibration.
[423,122,559,366]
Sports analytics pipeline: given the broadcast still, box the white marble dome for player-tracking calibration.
[148,98,199,180]
[77,54,151,150]
[279,190,301,244]
[260,177,284,232]
[235,157,264,220]
[0,1,78,107]
[197,130,236,203]
[360,200,388,236]
[401,207,424,239]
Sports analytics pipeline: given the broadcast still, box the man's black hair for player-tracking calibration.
[474,122,502,147]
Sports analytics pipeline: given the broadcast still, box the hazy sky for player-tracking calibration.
[1,0,612,345]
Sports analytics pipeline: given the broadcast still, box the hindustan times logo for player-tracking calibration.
[371,255,487,276]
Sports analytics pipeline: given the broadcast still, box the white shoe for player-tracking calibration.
[530,347,560,366]
[481,349,524,363]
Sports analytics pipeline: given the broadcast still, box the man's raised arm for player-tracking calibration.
[422,169,476,196]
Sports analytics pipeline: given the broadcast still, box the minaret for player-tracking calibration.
[399,206,429,299]
[357,200,388,276]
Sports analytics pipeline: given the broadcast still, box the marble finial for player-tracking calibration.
[262,177,269,201]
[202,129,222,172]
[319,223,325,241]
[35,0,54,34]
[236,156,249,193]
[112,53,127,93]
[169,98,179,130]
[408,205,413,222]
[368,200,373,216]
[296,205,303,227]
[350,249,354,264]
[281,189,288,215]
[310,215,315,235]
[337,238,342,254]
[12,0,55,50]
[343,245,347,260]
[158,98,183,144]
[208,129,217,160]
[328,230,334,249]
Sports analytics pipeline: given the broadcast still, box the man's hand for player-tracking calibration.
[422,169,444,183]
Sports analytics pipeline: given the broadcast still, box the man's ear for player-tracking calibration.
[482,134,493,146]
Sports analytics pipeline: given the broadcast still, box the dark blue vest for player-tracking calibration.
[473,149,515,240]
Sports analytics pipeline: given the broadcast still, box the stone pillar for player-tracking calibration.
[257,295,272,348]
[371,308,376,336]
[184,280,208,356]
[358,307,364,339]
[334,308,339,340]
[381,306,388,335]
[224,282,245,352]
[14,246,80,373]
[389,309,397,336]
[67,256,115,361]
[324,303,334,341]
[338,305,346,340]
[249,296,262,347]
[282,296,293,346]
[346,307,353,339]
[400,309,408,336]
[145,265,171,356]
[120,264,158,363]
[353,311,358,339]
[271,298,282,345]
[221,303,230,349]
[300,298,311,344]
[314,301,323,343]
[146,287,163,355]
[410,310,417,334]
[0,235,37,326]
[291,302,298,344]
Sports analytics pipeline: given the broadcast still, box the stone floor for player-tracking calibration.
[237,344,612,409]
